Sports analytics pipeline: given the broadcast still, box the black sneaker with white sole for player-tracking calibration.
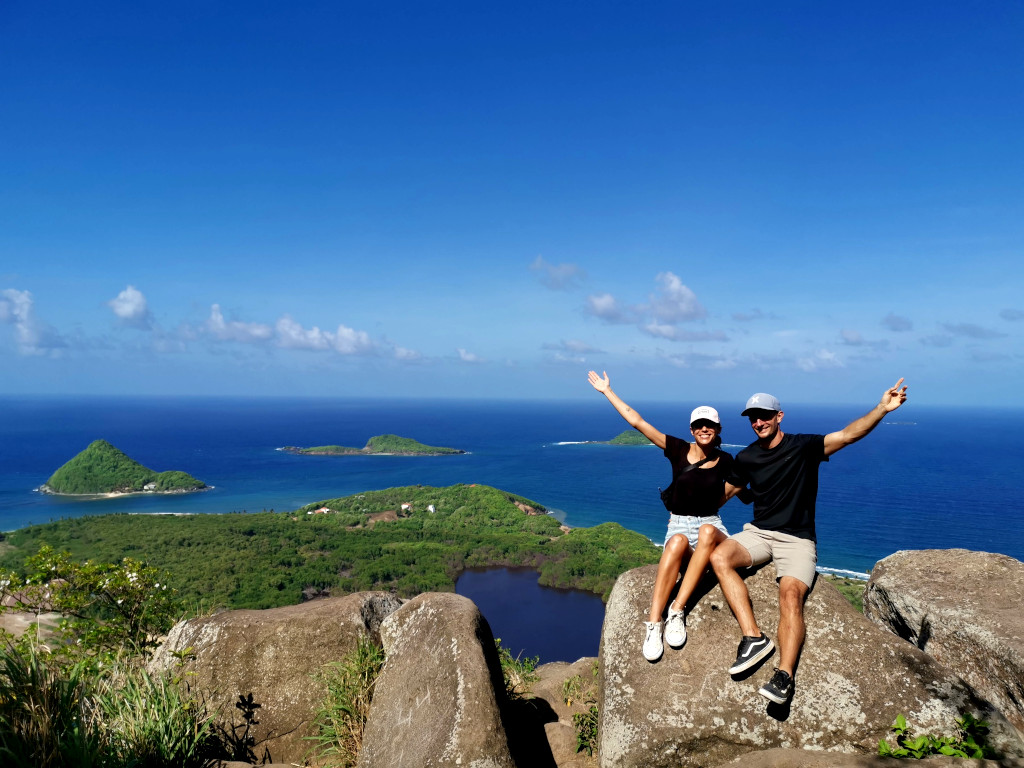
[758,668,793,704]
[728,632,775,674]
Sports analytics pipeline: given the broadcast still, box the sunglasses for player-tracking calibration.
[691,419,719,431]
[747,410,778,424]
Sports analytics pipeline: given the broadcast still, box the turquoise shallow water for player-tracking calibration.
[1,396,1020,576]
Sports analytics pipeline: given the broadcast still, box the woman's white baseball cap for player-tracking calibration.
[689,406,720,425]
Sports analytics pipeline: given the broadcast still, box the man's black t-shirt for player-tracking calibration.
[727,433,827,540]
[662,434,734,517]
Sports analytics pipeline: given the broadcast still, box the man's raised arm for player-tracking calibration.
[823,378,908,457]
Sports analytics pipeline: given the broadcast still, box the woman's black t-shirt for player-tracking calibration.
[662,434,734,517]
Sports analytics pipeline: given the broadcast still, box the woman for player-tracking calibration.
[588,370,732,662]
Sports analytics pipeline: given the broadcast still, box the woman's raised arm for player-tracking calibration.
[587,370,667,449]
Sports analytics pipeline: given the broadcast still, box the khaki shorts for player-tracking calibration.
[729,523,817,587]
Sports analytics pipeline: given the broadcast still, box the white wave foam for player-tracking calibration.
[816,566,869,580]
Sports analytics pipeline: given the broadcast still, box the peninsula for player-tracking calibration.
[40,439,208,496]
[281,433,465,456]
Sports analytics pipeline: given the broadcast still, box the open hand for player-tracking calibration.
[587,370,611,394]
[880,378,908,412]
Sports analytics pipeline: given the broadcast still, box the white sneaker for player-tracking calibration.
[665,607,687,648]
[643,621,664,661]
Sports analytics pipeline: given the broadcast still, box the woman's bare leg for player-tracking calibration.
[669,524,728,612]
[649,534,692,622]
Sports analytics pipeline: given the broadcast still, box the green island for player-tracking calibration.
[0,483,660,609]
[39,439,207,496]
[281,433,465,456]
[606,430,654,445]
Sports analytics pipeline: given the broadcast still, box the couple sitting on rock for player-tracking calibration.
[588,371,908,705]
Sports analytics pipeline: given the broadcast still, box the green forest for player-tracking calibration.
[43,440,207,494]
[0,484,660,610]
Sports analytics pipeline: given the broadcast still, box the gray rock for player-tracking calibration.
[599,565,1024,768]
[865,549,1024,733]
[149,592,403,765]
[357,592,515,768]
[714,747,1024,767]
[530,658,600,768]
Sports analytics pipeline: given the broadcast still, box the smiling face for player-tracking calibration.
[747,409,783,443]
[690,418,720,447]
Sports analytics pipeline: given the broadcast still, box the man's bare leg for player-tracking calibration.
[776,576,808,677]
[710,539,759,636]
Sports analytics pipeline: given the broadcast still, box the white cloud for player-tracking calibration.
[542,339,602,354]
[797,349,844,372]
[647,272,706,323]
[584,293,629,323]
[0,288,66,355]
[641,322,728,342]
[275,316,333,351]
[107,285,153,330]
[881,313,913,332]
[458,348,484,363]
[732,308,776,322]
[394,346,421,361]
[840,329,865,346]
[530,256,586,290]
[942,322,1007,340]
[205,304,273,343]
[332,324,374,355]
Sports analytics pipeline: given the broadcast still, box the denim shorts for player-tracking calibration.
[664,514,728,549]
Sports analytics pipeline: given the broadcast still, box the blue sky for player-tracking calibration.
[1,1,1021,405]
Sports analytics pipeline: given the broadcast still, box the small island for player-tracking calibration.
[606,430,653,446]
[281,434,465,456]
[40,439,208,496]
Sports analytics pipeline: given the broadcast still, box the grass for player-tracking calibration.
[823,574,866,612]
[307,635,386,768]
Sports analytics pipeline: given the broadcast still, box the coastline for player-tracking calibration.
[35,485,213,500]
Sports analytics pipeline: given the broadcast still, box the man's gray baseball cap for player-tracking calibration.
[742,393,781,416]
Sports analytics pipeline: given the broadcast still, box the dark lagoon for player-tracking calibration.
[455,567,606,664]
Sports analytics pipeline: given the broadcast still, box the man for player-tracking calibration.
[710,379,908,705]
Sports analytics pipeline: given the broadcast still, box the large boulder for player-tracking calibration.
[149,592,403,765]
[865,549,1024,734]
[357,592,516,768]
[599,565,1023,768]
[715,747,1024,767]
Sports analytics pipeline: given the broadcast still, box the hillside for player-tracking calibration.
[282,433,465,456]
[2,483,659,608]
[42,440,207,495]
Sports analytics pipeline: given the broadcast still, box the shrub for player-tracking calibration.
[494,638,539,699]
[878,713,996,759]
[307,635,385,768]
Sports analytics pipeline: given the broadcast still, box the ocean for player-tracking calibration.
[1,396,1021,577]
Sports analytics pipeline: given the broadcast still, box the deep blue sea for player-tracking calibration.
[1,396,1021,577]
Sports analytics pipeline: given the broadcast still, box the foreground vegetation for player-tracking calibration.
[43,440,207,495]
[0,549,220,767]
[1,484,660,609]
[283,434,465,455]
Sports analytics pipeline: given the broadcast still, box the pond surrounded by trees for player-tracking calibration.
[455,567,606,664]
